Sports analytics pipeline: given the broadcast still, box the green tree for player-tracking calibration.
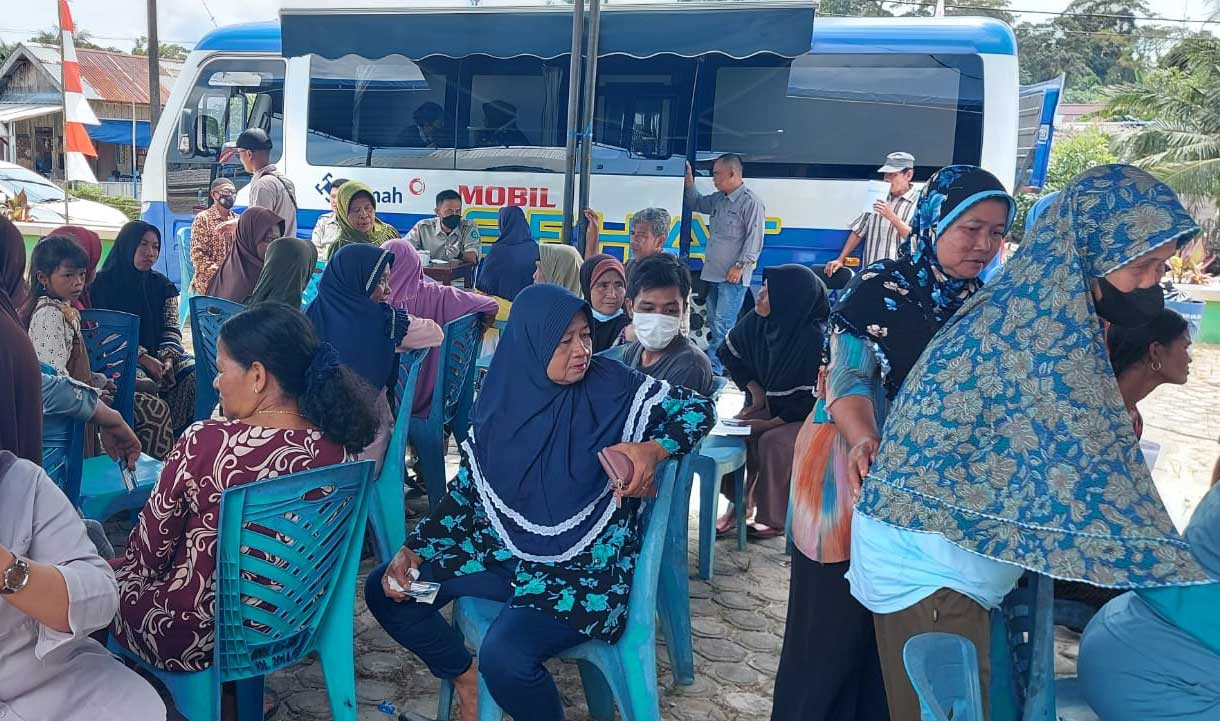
[132,36,188,61]
[896,0,1015,25]
[1012,129,1118,241]
[28,27,117,52]
[1101,35,1220,202]
[1013,0,1153,91]
[816,0,893,16]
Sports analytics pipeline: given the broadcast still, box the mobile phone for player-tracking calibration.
[118,460,137,492]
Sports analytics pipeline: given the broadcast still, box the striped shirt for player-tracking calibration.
[848,187,919,266]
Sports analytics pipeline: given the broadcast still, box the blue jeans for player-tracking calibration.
[365,561,587,721]
[704,280,749,374]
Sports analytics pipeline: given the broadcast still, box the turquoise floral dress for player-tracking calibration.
[407,386,715,641]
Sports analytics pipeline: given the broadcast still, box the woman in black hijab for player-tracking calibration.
[717,264,829,539]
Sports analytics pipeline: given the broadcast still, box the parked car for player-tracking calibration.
[0,161,129,228]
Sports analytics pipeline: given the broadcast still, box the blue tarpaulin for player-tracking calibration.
[86,119,152,148]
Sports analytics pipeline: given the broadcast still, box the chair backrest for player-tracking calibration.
[190,295,246,421]
[903,632,986,721]
[177,226,194,327]
[992,572,1056,721]
[710,375,728,400]
[212,459,376,681]
[370,349,431,560]
[301,259,325,308]
[79,309,141,427]
[39,364,85,506]
[596,344,629,363]
[620,457,683,644]
[429,312,485,430]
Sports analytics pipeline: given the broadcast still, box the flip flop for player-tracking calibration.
[747,524,782,540]
[715,516,737,538]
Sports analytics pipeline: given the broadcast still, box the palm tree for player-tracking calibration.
[1101,36,1220,201]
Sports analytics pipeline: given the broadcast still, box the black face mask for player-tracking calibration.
[1094,277,1164,326]
[216,195,235,210]
[441,214,461,231]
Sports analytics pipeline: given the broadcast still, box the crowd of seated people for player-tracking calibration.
[4,156,1220,721]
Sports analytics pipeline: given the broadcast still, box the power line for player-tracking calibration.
[860,0,1220,26]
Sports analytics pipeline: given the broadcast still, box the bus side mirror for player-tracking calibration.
[178,110,197,157]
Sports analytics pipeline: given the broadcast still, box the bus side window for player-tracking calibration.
[165,59,285,215]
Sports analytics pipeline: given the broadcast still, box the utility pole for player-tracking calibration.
[147,0,161,131]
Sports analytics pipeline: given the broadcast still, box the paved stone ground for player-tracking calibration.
[129,342,1220,720]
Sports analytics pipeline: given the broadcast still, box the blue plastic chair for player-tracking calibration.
[109,460,376,721]
[904,632,986,721]
[39,361,85,507]
[78,309,164,520]
[189,296,245,422]
[408,312,485,511]
[693,397,748,580]
[437,459,683,721]
[178,226,194,328]
[991,572,1055,721]
[368,348,428,563]
[301,259,325,307]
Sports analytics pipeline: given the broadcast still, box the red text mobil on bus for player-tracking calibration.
[138,6,1039,288]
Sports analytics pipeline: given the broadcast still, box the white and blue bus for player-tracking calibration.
[141,2,1048,294]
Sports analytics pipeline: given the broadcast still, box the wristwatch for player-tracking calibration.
[1,555,30,595]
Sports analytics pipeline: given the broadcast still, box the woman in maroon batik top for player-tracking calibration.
[111,304,379,671]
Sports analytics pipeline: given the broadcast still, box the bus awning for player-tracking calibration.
[280,3,814,61]
[86,119,152,148]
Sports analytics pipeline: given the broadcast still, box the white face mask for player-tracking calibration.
[633,312,683,351]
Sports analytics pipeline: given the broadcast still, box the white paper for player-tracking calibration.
[862,180,891,215]
[711,421,751,437]
[1140,439,1161,473]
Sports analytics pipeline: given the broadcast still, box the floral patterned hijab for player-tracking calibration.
[857,164,1207,589]
[831,165,1015,398]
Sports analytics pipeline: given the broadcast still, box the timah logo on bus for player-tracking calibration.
[460,185,556,208]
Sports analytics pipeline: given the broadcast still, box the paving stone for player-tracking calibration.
[283,689,331,717]
[760,603,790,625]
[355,679,402,705]
[357,651,406,679]
[711,660,761,686]
[693,636,748,663]
[665,697,730,721]
[690,597,720,617]
[735,630,782,654]
[750,583,790,603]
[294,660,326,689]
[748,654,781,676]
[713,591,757,611]
[691,616,730,639]
[724,609,770,632]
[723,691,773,718]
[663,674,717,698]
[709,573,752,593]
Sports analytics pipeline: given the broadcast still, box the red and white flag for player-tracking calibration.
[60,0,99,183]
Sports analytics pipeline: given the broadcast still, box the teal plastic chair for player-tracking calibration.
[178,226,194,328]
[109,460,376,721]
[474,319,507,392]
[991,572,1056,721]
[408,312,485,511]
[190,296,245,421]
[437,459,683,721]
[301,259,325,307]
[693,394,748,580]
[368,348,428,563]
[78,309,163,520]
[904,632,986,721]
[655,376,728,686]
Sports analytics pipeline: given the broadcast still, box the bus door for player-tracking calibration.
[1015,75,1063,193]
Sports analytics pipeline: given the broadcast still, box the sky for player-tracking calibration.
[0,0,1215,54]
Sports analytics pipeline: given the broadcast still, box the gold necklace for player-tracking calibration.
[247,409,308,420]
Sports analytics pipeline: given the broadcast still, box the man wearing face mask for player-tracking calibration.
[405,189,481,265]
[188,177,237,294]
[620,253,713,396]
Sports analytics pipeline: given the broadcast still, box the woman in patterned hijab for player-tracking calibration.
[849,165,1207,721]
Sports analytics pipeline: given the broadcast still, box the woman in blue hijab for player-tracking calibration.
[363,283,715,721]
[304,243,443,470]
[475,206,538,301]
[1078,464,1220,721]
[849,165,1207,721]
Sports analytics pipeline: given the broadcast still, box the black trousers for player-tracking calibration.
[771,551,889,721]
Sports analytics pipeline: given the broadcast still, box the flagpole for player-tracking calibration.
[59,8,70,224]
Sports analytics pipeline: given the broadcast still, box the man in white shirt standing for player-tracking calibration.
[404,189,481,265]
[825,152,919,274]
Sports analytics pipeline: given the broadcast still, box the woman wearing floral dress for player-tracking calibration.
[110,303,378,670]
[365,283,715,721]
[90,221,196,442]
[773,166,1015,721]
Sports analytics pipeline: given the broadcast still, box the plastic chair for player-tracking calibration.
[990,572,1056,721]
[368,348,428,563]
[301,259,325,308]
[189,296,245,422]
[109,460,377,721]
[80,309,140,427]
[78,309,164,520]
[903,632,986,721]
[40,360,85,507]
[437,459,683,721]
[693,403,748,580]
[178,226,194,328]
[408,312,485,511]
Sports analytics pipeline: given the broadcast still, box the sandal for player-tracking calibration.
[747,523,782,540]
[715,508,737,538]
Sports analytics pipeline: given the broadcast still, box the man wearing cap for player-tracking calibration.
[233,128,298,238]
[188,177,237,294]
[825,152,919,275]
